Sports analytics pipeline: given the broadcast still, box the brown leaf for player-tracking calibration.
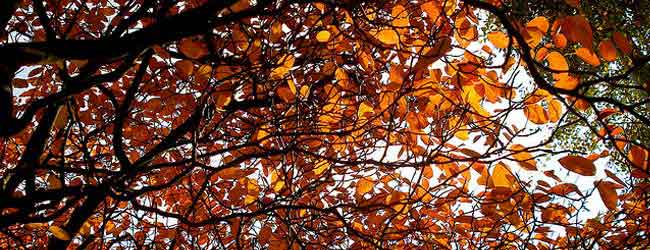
[558,155,596,176]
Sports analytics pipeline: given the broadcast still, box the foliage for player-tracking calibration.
[0,0,648,249]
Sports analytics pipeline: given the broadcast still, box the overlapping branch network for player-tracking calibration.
[0,0,648,249]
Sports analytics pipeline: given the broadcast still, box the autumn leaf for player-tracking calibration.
[547,51,569,71]
[561,15,593,48]
[49,226,71,241]
[175,60,194,78]
[598,40,618,62]
[595,181,620,211]
[313,160,329,175]
[375,29,400,45]
[575,47,600,67]
[356,178,373,195]
[628,145,649,170]
[492,163,513,188]
[554,74,579,91]
[558,155,596,176]
[509,144,537,170]
[613,32,633,55]
[316,30,331,43]
[178,38,208,59]
[548,183,583,197]
[487,31,509,49]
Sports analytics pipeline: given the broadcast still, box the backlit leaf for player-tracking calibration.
[575,47,600,67]
[376,29,399,45]
[316,30,331,43]
[598,40,617,62]
[356,178,373,195]
[49,226,71,241]
[547,51,568,71]
[487,31,509,49]
[558,155,596,176]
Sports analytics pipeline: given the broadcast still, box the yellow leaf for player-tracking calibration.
[287,79,297,95]
[454,129,469,141]
[271,171,285,192]
[358,102,373,118]
[313,160,329,175]
[558,155,596,176]
[255,125,269,141]
[316,30,331,43]
[376,29,399,45]
[487,31,509,49]
[244,195,256,205]
[270,55,295,79]
[49,225,71,241]
[356,178,373,195]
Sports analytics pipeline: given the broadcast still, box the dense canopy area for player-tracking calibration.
[0,0,648,249]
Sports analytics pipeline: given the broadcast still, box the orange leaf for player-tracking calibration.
[527,17,549,34]
[492,163,512,188]
[612,32,633,55]
[391,5,409,27]
[175,60,194,78]
[547,52,568,71]
[553,33,567,48]
[49,225,71,241]
[178,38,208,59]
[558,155,596,176]
[548,99,563,122]
[524,103,548,124]
[598,40,617,62]
[509,144,537,170]
[276,86,295,103]
[47,175,63,189]
[554,74,579,91]
[376,29,399,45]
[628,145,649,170]
[487,31,509,49]
[561,16,593,48]
[423,165,433,179]
[549,183,582,197]
[356,178,373,195]
[595,181,620,210]
[575,47,600,67]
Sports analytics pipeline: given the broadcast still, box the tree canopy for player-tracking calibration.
[0,0,648,249]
